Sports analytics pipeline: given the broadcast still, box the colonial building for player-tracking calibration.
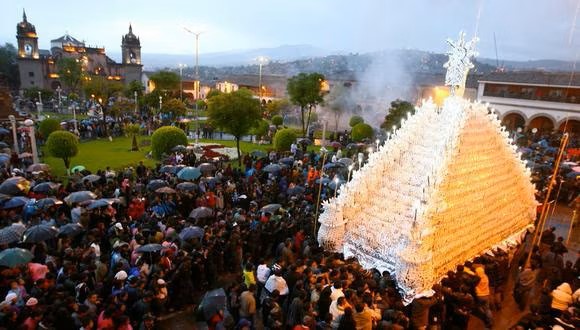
[476,71,580,133]
[15,10,143,91]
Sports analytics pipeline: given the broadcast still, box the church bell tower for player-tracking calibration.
[121,24,143,84]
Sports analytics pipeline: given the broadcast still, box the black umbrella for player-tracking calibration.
[199,288,227,320]
[279,157,294,166]
[136,243,164,253]
[0,141,10,149]
[23,225,58,243]
[58,223,85,237]
[287,186,305,196]
[26,163,51,173]
[0,177,30,195]
[179,226,205,240]
[263,164,282,173]
[32,182,60,194]
[297,138,312,146]
[147,180,168,191]
[189,207,213,219]
[176,182,198,192]
[0,226,23,244]
[324,162,346,170]
[0,248,33,268]
[64,191,97,204]
[0,128,10,135]
[198,163,216,172]
[338,158,354,166]
[171,145,187,152]
[82,174,101,183]
[261,203,282,213]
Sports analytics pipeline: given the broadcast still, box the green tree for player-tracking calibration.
[271,115,283,128]
[125,80,144,98]
[24,87,53,102]
[287,72,325,137]
[349,115,364,127]
[205,89,222,100]
[351,123,374,142]
[151,126,188,159]
[380,99,415,132]
[161,98,187,118]
[274,128,297,151]
[83,76,123,131]
[142,89,164,114]
[38,118,61,140]
[207,89,261,165]
[251,119,270,141]
[149,71,180,92]
[46,131,79,173]
[56,57,83,93]
[109,98,134,118]
[325,84,353,134]
[125,123,141,151]
[0,43,19,90]
[265,99,290,117]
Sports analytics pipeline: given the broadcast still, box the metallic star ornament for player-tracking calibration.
[444,31,479,95]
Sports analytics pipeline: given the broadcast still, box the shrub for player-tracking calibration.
[349,115,364,127]
[46,131,79,171]
[273,128,297,151]
[271,115,283,127]
[351,123,374,142]
[151,126,188,159]
[38,118,61,139]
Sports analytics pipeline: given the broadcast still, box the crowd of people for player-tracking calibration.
[0,123,577,330]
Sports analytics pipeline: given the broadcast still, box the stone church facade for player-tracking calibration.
[15,10,143,91]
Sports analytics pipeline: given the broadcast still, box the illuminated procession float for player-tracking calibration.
[317,32,537,304]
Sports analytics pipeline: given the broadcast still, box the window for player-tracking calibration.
[30,81,34,85]
[28,71,34,77]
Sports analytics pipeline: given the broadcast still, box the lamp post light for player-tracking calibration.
[24,119,38,164]
[72,106,79,135]
[8,115,18,154]
[159,96,163,114]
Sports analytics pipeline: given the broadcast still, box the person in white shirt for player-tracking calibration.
[330,281,345,302]
[329,296,349,329]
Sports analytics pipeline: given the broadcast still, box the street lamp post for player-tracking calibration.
[184,27,203,146]
[37,91,43,119]
[134,91,138,114]
[24,119,38,164]
[159,96,163,113]
[8,115,18,154]
[257,56,268,103]
[72,106,78,135]
[56,86,62,113]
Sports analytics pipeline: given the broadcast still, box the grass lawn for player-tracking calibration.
[41,136,157,177]
[41,135,323,177]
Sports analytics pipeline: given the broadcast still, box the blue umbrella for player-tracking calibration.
[2,196,29,209]
[0,248,33,267]
[315,177,331,185]
[179,226,205,240]
[177,167,202,181]
[159,165,174,174]
[172,164,186,174]
[64,191,96,204]
[36,197,62,210]
[147,180,168,191]
[32,182,60,194]
[189,207,213,219]
[58,223,85,237]
[279,157,294,166]
[0,128,10,135]
[263,164,282,173]
[287,186,305,196]
[0,226,23,244]
[324,162,346,170]
[0,177,30,196]
[245,168,256,176]
[87,199,110,210]
[329,179,346,190]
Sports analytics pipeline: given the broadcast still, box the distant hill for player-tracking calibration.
[132,44,332,69]
[477,58,576,72]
